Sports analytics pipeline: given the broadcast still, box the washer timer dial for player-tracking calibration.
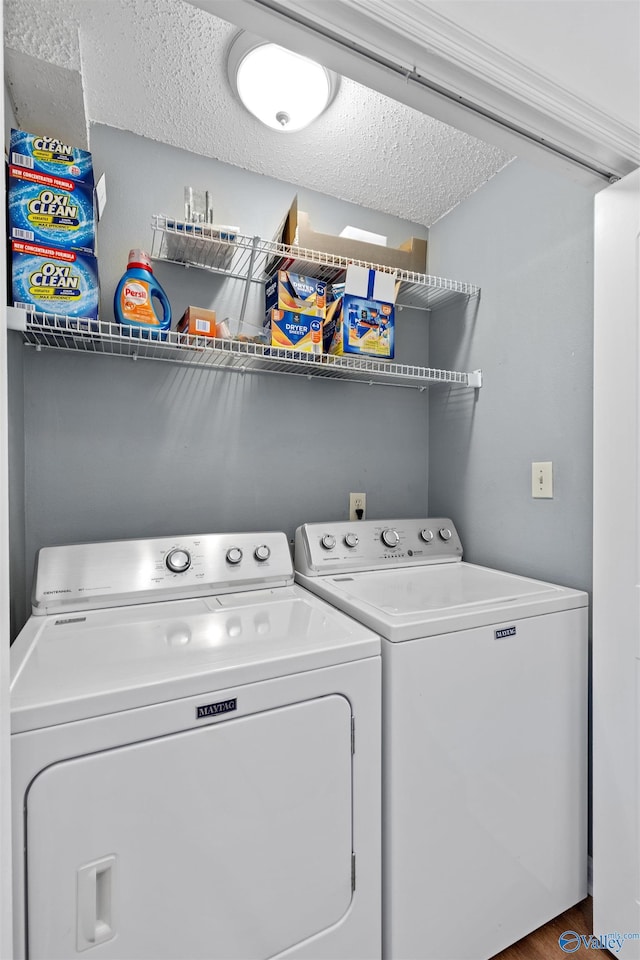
[165,548,191,573]
[381,528,400,548]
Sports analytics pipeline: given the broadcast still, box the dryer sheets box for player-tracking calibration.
[265,271,327,318]
[264,308,322,352]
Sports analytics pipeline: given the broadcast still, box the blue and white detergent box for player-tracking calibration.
[11,240,99,329]
[265,271,327,318]
[9,166,96,254]
[10,128,94,186]
[327,266,397,359]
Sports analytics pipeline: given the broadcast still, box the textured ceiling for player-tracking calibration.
[4,0,513,227]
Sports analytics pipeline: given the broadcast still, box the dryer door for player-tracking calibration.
[25,695,353,960]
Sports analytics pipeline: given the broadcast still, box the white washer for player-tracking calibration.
[295,517,589,960]
[11,531,381,960]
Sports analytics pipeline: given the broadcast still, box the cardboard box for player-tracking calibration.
[9,165,96,254]
[269,195,427,274]
[264,308,323,353]
[11,239,99,328]
[177,305,217,338]
[265,270,327,318]
[10,128,94,186]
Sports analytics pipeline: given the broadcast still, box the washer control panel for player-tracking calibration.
[33,531,293,615]
[295,518,463,576]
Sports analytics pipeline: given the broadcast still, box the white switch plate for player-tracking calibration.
[532,461,553,498]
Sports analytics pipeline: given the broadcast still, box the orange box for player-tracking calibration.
[177,305,217,338]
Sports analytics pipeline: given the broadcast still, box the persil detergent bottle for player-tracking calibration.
[114,249,172,339]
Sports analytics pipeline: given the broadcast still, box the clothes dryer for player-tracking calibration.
[11,531,381,960]
[295,518,588,960]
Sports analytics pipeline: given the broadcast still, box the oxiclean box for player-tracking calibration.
[10,128,94,185]
[11,240,99,328]
[9,166,96,254]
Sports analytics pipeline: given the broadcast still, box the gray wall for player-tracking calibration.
[428,158,598,593]
[10,124,431,633]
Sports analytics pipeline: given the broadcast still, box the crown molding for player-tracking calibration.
[342,0,638,161]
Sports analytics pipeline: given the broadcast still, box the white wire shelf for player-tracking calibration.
[7,309,482,391]
[149,215,480,313]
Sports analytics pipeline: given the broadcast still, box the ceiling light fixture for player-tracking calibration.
[227,33,338,133]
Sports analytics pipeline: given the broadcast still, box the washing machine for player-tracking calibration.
[11,530,381,960]
[295,518,588,960]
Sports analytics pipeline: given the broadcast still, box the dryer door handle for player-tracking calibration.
[77,855,116,951]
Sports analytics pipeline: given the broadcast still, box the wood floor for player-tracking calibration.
[491,897,597,960]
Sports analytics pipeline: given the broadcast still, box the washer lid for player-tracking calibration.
[10,585,379,732]
[296,562,588,642]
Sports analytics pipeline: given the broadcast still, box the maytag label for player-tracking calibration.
[196,698,237,719]
[495,626,516,639]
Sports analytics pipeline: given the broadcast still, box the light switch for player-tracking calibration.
[532,461,553,498]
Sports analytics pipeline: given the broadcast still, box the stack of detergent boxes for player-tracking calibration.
[264,265,398,359]
[8,129,99,329]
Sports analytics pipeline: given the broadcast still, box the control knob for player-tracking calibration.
[165,548,191,573]
[419,529,433,543]
[321,534,336,550]
[254,544,271,562]
[439,527,453,542]
[344,533,359,548]
[381,528,400,548]
[226,547,243,564]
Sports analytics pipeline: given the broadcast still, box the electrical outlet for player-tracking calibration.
[349,492,366,521]
[532,461,553,498]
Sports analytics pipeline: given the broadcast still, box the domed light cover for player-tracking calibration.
[228,34,337,132]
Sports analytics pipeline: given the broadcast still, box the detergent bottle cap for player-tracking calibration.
[127,249,153,271]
